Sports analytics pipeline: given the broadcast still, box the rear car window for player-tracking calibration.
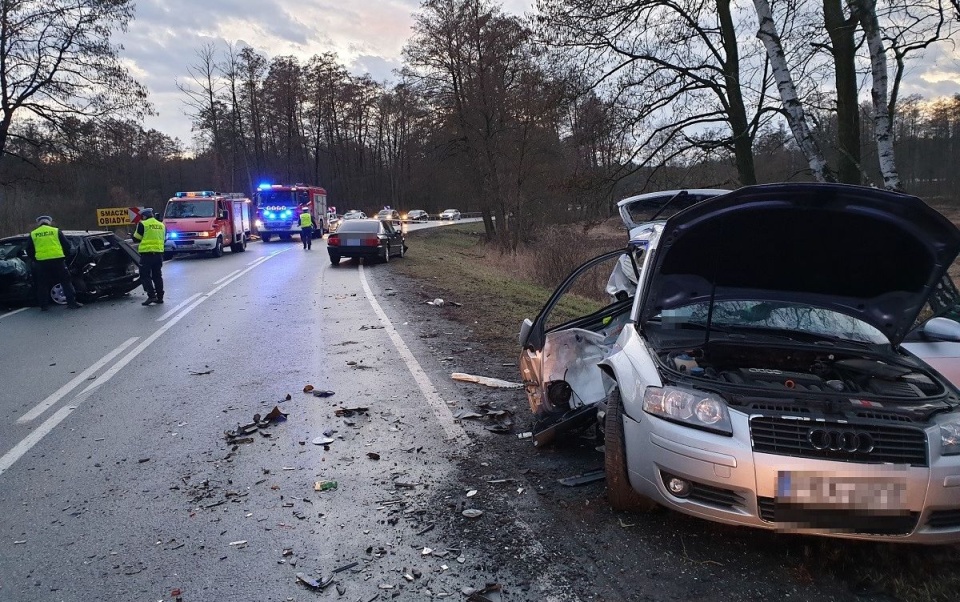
[337,221,378,233]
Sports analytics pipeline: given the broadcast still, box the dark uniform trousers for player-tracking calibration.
[35,258,77,307]
[301,226,313,249]
[140,253,164,298]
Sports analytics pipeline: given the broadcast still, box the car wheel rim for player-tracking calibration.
[51,284,67,305]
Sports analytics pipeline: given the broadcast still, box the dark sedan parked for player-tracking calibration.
[0,231,141,307]
[326,219,406,265]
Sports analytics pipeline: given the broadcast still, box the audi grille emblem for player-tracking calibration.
[807,428,875,453]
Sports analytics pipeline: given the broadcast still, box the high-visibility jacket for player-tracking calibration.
[31,225,65,260]
[299,212,313,228]
[136,217,166,253]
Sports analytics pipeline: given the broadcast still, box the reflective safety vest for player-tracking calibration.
[299,212,313,228]
[31,225,65,260]
[137,217,166,253]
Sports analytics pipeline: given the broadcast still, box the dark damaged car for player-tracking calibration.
[0,231,140,307]
[519,183,960,543]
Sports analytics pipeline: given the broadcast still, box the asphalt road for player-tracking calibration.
[0,227,539,602]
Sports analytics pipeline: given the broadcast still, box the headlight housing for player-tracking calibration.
[643,386,732,435]
[941,419,960,455]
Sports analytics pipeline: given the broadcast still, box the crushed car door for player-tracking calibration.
[519,248,639,446]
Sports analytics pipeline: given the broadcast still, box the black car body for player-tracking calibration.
[405,210,429,222]
[0,231,141,307]
[326,219,406,265]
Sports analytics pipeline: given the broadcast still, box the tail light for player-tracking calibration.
[328,235,340,246]
[364,238,380,247]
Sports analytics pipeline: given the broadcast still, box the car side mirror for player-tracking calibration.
[519,318,533,347]
[922,317,960,342]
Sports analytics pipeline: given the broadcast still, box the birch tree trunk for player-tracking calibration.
[850,0,902,191]
[752,0,835,182]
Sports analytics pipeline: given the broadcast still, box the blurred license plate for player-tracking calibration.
[345,239,362,246]
[776,472,905,510]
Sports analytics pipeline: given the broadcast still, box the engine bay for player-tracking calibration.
[660,342,944,400]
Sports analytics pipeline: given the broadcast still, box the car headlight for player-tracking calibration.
[643,386,732,435]
[941,419,960,455]
[255,219,263,228]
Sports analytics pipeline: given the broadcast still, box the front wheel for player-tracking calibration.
[261,233,271,243]
[329,254,341,266]
[398,242,405,258]
[605,388,658,511]
[163,251,174,261]
[210,238,224,258]
[50,284,68,305]
[382,243,390,263]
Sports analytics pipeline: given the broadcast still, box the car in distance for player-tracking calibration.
[326,219,407,265]
[440,209,461,221]
[377,209,401,222]
[405,209,429,222]
[0,231,141,307]
[519,183,960,543]
[342,210,367,220]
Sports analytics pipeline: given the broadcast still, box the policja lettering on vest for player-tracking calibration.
[133,208,166,305]
[27,215,81,310]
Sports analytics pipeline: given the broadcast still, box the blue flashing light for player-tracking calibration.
[257,182,272,190]
[168,232,179,239]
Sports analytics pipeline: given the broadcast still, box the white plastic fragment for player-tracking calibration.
[451,373,523,389]
[466,490,477,497]
[229,540,247,546]
[422,547,433,555]
[462,509,483,518]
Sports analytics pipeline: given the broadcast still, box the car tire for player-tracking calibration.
[163,251,174,261]
[398,242,405,258]
[230,238,242,253]
[240,235,247,252]
[50,284,68,305]
[382,243,390,263]
[329,254,340,266]
[261,233,271,243]
[605,388,658,511]
[211,238,224,258]
[280,233,292,242]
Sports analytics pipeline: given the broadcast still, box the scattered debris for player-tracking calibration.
[312,436,335,446]
[426,298,444,306]
[452,372,523,389]
[262,406,288,422]
[296,573,322,590]
[422,547,433,555]
[13,540,26,545]
[454,410,483,420]
[517,432,533,440]
[462,509,483,518]
[466,583,503,602]
[311,390,335,398]
[466,490,478,497]
[189,369,213,376]
[558,469,606,487]
[366,452,380,460]
[333,561,359,573]
[335,406,369,417]
[314,480,338,491]
[416,524,435,536]
[137,458,150,464]
[359,325,385,330]
[228,540,247,547]
[303,384,314,393]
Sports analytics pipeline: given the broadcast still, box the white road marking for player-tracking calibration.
[214,269,241,285]
[0,406,74,476]
[0,247,293,478]
[358,264,467,442]
[155,293,202,321]
[0,307,29,321]
[17,337,140,424]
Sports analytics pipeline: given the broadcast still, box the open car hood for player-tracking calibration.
[640,183,960,345]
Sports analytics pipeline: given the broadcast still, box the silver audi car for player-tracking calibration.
[519,183,960,543]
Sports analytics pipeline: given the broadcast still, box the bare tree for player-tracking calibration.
[178,43,227,188]
[0,0,150,171]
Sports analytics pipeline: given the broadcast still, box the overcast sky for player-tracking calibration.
[115,0,960,146]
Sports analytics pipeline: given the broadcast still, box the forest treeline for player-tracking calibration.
[0,0,959,240]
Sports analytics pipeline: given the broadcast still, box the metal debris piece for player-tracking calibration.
[303,384,314,393]
[485,423,513,434]
[466,490,478,497]
[558,469,606,487]
[451,372,523,389]
[394,480,418,489]
[228,540,247,546]
[336,584,346,595]
[334,406,369,417]
[415,524,435,536]
[404,573,415,582]
[284,393,292,401]
[359,324,385,330]
[462,509,483,518]
[312,390,335,398]
[379,584,395,589]
[312,436,335,446]
[296,573,322,589]
[189,369,213,376]
[282,548,293,556]
[517,432,532,440]
[454,410,483,420]
[422,547,433,555]
[263,406,288,423]
[367,452,380,460]
[314,480,338,491]
[467,583,503,602]
[333,561,359,573]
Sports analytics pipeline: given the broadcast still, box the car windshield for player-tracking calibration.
[165,200,215,218]
[378,210,393,217]
[652,300,888,344]
[337,220,378,233]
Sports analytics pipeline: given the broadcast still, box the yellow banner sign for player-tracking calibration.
[96,207,142,227]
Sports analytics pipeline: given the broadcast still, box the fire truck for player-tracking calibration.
[162,191,252,258]
[254,183,328,242]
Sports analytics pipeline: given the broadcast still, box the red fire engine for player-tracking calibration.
[254,183,328,242]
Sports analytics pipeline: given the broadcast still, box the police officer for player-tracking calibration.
[133,208,166,305]
[299,208,313,250]
[27,215,82,310]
